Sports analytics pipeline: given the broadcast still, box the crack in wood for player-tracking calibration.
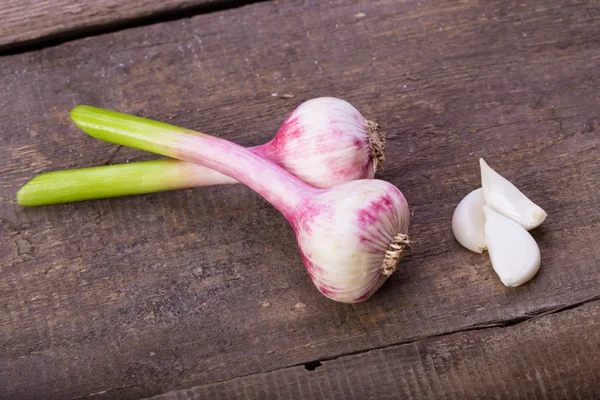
[103,145,123,166]
[319,294,600,363]
[0,0,273,56]
[177,295,600,392]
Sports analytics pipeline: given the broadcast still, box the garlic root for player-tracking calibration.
[382,233,411,276]
[366,120,385,171]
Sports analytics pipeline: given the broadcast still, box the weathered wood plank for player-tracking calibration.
[0,0,255,51]
[149,299,600,400]
[1,0,599,398]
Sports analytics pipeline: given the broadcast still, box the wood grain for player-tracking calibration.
[0,0,254,52]
[149,299,600,399]
[0,0,599,398]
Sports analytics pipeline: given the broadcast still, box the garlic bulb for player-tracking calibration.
[296,180,410,302]
[266,97,385,188]
[73,105,411,303]
[452,188,487,253]
[483,206,541,287]
[480,158,547,230]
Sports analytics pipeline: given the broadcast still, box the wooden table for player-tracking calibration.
[1,0,599,398]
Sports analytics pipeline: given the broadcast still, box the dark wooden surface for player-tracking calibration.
[0,0,255,52]
[150,299,600,400]
[0,0,599,399]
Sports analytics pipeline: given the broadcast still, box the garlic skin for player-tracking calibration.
[296,180,410,303]
[452,188,487,253]
[480,158,547,230]
[265,97,385,189]
[483,206,540,287]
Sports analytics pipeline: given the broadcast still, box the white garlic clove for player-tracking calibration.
[452,188,487,253]
[483,206,541,287]
[480,158,547,230]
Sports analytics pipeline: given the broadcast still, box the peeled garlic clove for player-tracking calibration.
[480,158,547,230]
[452,188,487,253]
[483,206,540,287]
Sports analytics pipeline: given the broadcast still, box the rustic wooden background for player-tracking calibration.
[1,0,599,399]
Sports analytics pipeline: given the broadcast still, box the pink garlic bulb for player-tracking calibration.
[294,180,409,302]
[72,105,410,303]
[258,97,384,188]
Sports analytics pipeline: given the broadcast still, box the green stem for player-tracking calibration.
[71,106,190,157]
[70,105,314,218]
[19,105,273,206]
[16,159,216,206]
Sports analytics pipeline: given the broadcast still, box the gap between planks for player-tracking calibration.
[0,0,272,56]
[150,293,600,397]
